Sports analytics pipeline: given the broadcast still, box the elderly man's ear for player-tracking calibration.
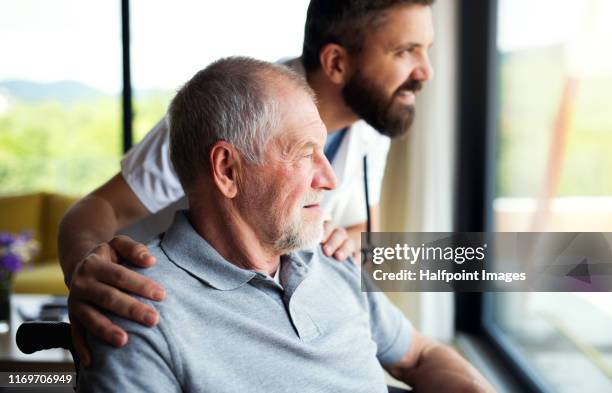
[209,141,240,198]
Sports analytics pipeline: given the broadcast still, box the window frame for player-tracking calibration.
[453,1,553,392]
[121,0,133,153]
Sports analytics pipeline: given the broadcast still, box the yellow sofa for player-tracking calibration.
[0,192,77,295]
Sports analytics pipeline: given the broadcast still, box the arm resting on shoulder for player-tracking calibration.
[59,173,166,366]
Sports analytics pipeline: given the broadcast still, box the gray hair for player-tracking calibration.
[167,56,314,193]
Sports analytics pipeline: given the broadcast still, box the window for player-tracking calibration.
[491,0,612,391]
[457,1,612,392]
[0,0,122,196]
[1,0,313,197]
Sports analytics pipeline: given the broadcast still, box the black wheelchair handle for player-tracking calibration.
[16,321,73,354]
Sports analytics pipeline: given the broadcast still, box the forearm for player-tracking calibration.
[58,194,122,286]
[59,173,151,286]
[391,343,494,393]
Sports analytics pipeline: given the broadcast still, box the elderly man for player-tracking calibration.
[78,57,493,393]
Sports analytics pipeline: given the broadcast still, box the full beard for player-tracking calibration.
[342,70,421,138]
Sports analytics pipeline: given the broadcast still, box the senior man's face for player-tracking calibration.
[342,4,435,138]
[237,87,337,253]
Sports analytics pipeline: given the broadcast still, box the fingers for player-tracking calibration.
[88,257,165,301]
[73,251,165,301]
[321,226,355,261]
[70,251,163,334]
[333,237,355,262]
[69,297,128,351]
[322,224,345,254]
[109,235,156,267]
[70,319,91,367]
[67,240,164,364]
[71,266,161,327]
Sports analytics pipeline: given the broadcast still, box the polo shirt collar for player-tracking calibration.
[160,210,315,291]
[161,211,258,290]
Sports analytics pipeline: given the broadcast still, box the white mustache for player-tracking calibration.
[302,192,324,206]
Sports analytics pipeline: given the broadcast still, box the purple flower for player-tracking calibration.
[0,232,38,277]
[1,252,22,273]
[17,232,33,242]
[0,233,14,247]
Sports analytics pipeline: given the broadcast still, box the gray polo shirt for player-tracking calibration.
[79,211,412,393]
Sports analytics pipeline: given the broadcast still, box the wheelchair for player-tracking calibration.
[16,321,412,392]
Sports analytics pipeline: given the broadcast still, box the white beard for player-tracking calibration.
[273,209,324,254]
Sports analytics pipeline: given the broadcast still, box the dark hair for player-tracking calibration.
[302,0,435,73]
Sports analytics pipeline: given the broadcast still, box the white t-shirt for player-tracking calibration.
[120,58,390,240]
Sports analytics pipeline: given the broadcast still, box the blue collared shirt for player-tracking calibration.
[79,211,412,393]
[324,127,348,163]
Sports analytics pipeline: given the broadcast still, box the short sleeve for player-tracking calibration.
[77,312,182,393]
[121,117,185,213]
[366,290,413,366]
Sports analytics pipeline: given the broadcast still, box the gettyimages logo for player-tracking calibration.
[371,243,488,265]
[361,232,612,292]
